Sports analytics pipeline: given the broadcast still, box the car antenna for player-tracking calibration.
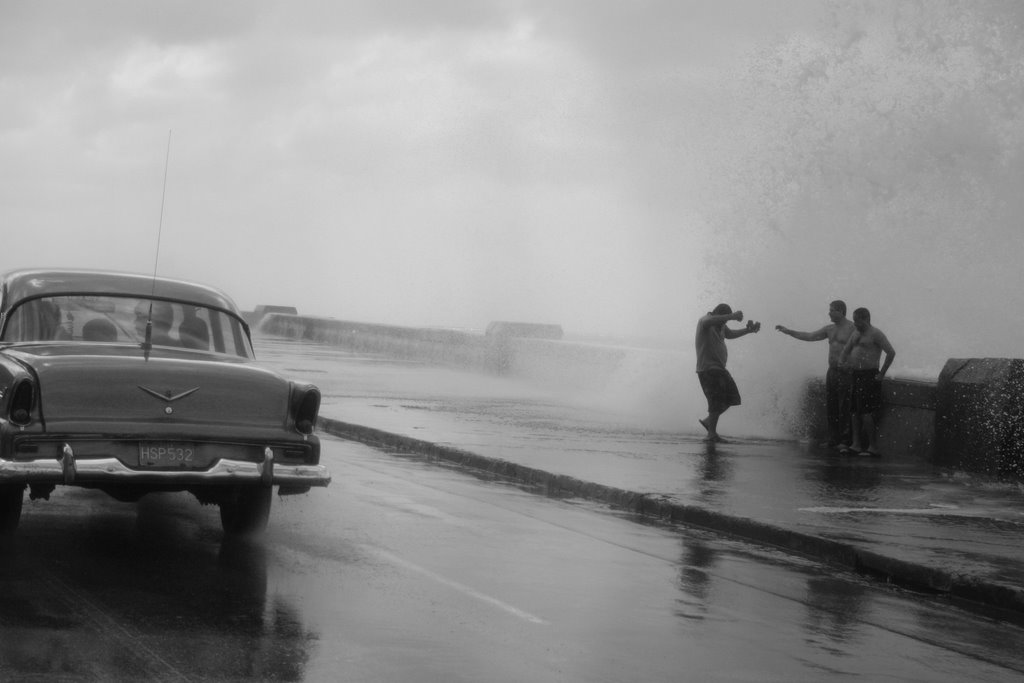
[143,129,172,360]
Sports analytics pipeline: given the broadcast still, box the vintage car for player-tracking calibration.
[0,268,329,535]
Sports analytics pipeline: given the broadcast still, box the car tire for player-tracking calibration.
[219,486,272,536]
[0,484,25,536]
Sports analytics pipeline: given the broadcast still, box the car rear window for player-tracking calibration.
[2,296,252,358]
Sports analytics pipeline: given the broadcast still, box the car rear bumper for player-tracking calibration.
[0,443,330,488]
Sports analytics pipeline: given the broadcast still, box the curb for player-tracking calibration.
[318,416,1024,619]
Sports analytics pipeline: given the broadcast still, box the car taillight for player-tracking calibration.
[291,384,320,435]
[9,380,34,426]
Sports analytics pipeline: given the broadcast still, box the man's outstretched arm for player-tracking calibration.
[775,325,829,342]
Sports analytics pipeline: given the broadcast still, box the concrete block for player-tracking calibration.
[253,305,298,317]
[484,321,563,340]
[935,358,1024,478]
[877,380,936,461]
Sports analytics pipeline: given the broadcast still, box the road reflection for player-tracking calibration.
[676,537,718,619]
[802,577,868,646]
[696,441,734,501]
[0,492,316,681]
[808,457,884,502]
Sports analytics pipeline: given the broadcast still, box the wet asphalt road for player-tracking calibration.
[0,435,1022,681]
[259,336,1024,598]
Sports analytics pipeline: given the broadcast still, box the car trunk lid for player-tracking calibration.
[8,345,289,429]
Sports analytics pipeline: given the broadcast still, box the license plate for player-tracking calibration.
[139,442,200,468]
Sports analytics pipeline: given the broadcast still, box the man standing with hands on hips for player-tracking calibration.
[695,303,761,443]
[838,307,895,457]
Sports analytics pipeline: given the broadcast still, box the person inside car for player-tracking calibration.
[135,300,179,347]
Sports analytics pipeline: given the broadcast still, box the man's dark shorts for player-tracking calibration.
[698,369,741,414]
[850,369,882,414]
[825,366,852,443]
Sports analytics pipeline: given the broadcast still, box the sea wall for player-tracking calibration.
[935,358,1024,478]
[257,313,627,389]
[799,363,1024,479]
[258,315,492,368]
[801,377,937,461]
[256,312,1023,479]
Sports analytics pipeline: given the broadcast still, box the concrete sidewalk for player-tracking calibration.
[257,338,1024,619]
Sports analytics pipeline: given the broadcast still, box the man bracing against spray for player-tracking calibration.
[695,303,761,442]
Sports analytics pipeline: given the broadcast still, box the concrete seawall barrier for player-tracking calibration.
[259,314,492,369]
[936,358,1024,478]
[801,377,937,461]
[242,306,296,328]
[801,366,1024,480]
[258,313,628,390]
[880,379,938,461]
[257,312,1023,479]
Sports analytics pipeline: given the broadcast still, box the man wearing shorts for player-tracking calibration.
[838,307,895,456]
[776,300,856,450]
[695,303,761,442]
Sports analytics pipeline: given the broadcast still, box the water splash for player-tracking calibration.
[692,1,1024,377]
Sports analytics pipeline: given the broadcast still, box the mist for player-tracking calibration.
[0,1,816,338]
[2,1,1023,440]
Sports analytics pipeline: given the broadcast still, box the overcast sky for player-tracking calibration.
[5,1,1023,377]
[0,0,823,337]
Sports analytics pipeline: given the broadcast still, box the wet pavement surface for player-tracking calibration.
[256,337,1024,618]
[10,437,1022,682]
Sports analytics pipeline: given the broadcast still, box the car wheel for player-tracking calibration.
[219,486,272,536]
[0,484,25,536]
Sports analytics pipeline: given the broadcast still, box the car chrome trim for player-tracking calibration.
[260,446,274,485]
[0,457,330,487]
[138,386,201,402]
[61,443,76,484]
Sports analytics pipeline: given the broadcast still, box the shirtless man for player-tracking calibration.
[838,307,895,456]
[776,300,856,450]
[695,303,761,442]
